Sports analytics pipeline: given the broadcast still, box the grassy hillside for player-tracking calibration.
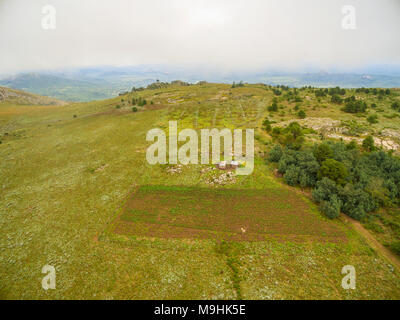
[0,86,66,106]
[1,83,400,299]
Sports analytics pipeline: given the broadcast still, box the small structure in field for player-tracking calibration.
[230,161,239,169]
[218,161,227,170]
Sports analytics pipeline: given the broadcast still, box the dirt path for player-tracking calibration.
[340,214,400,272]
[289,186,400,273]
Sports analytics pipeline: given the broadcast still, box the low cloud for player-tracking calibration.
[0,0,399,74]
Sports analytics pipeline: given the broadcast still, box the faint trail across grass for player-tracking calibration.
[340,214,400,272]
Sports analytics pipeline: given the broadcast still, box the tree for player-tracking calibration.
[269,144,283,162]
[339,184,375,220]
[314,143,333,163]
[284,165,301,186]
[346,140,358,150]
[298,110,306,119]
[312,178,339,203]
[268,102,278,112]
[282,122,304,150]
[391,101,400,110]
[318,159,348,185]
[362,135,375,152]
[320,195,341,219]
[262,117,272,132]
[391,242,400,255]
[331,94,342,104]
[342,100,367,113]
[367,114,378,124]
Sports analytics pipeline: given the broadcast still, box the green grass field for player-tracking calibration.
[1,83,400,299]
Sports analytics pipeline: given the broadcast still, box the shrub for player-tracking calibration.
[314,143,333,163]
[362,135,375,152]
[297,110,306,119]
[391,102,400,110]
[331,94,342,104]
[268,102,278,112]
[346,140,358,150]
[342,100,367,113]
[318,159,348,185]
[312,178,339,203]
[320,195,341,219]
[390,241,400,255]
[269,144,283,162]
[367,114,378,124]
[278,152,296,174]
[284,165,301,186]
[262,118,272,132]
[132,107,138,112]
[339,184,376,220]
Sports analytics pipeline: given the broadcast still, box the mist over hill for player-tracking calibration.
[1,66,400,102]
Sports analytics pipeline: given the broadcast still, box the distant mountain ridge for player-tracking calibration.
[1,66,400,102]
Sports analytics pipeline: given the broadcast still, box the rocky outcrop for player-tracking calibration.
[274,117,400,151]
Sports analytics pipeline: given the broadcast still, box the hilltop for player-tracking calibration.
[3,67,400,102]
[1,83,400,299]
[0,86,66,106]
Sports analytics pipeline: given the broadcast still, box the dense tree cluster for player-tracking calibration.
[328,86,346,96]
[392,101,400,111]
[267,98,279,112]
[272,88,282,96]
[331,94,343,104]
[132,97,147,106]
[268,137,400,221]
[342,97,368,113]
[232,81,244,88]
[355,88,391,95]
[315,89,327,97]
[269,122,305,150]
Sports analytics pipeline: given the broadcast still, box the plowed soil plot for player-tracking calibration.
[113,186,347,243]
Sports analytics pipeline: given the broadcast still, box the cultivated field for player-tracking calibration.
[112,185,346,243]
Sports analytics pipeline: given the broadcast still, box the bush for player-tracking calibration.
[367,114,378,124]
[269,144,283,162]
[320,195,341,219]
[298,110,306,119]
[331,94,342,104]
[342,100,367,113]
[318,159,348,185]
[346,140,357,150]
[132,107,138,112]
[312,178,339,203]
[314,143,333,163]
[391,102,400,111]
[278,152,296,174]
[390,241,400,255]
[268,102,278,112]
[262,118,272,132]
[362,135,375,152]
[284,165,301,186]
[339,184,376,220]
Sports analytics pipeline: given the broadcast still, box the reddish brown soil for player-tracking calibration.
[112,186,347,243]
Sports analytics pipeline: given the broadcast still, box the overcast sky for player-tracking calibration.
[1,0,400,74]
